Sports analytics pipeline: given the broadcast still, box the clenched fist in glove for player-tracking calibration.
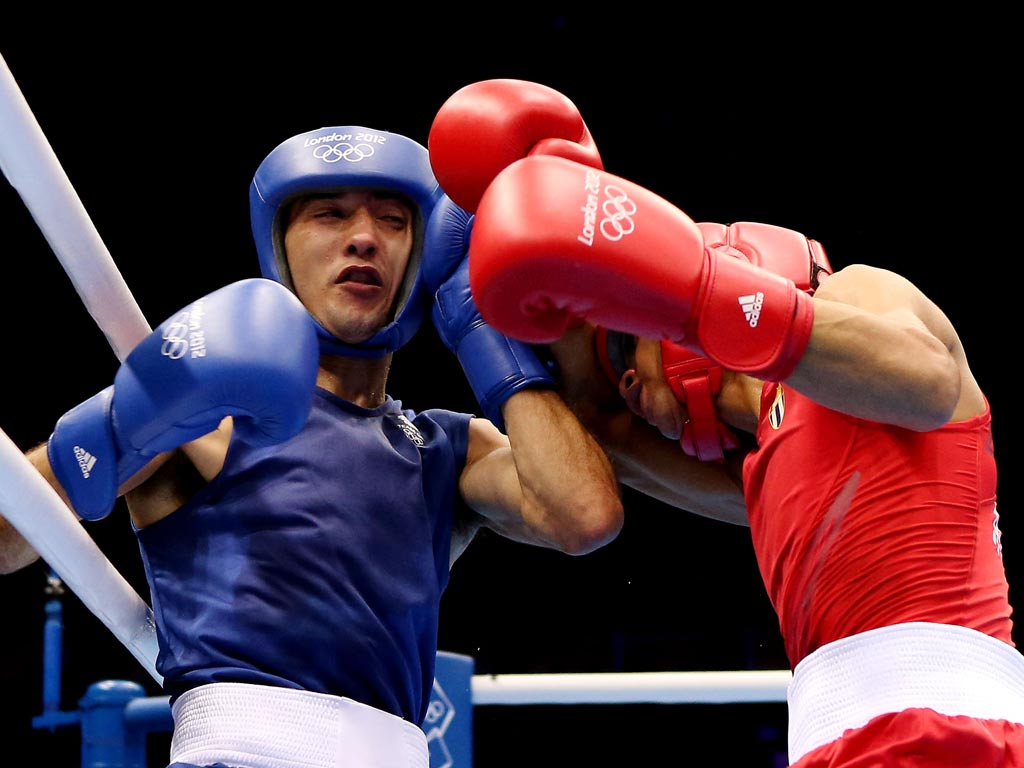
[467,155,817,384]
[47,279,319,520]
[428,78,602,214]
[422,195,554,432]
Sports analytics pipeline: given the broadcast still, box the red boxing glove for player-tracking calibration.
[699,221,832,295]
[469,155,815,382]
[428,78,603,214]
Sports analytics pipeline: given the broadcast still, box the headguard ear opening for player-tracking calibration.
[391,202,427,322]
[268,199,296,293]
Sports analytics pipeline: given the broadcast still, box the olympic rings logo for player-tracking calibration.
[422,678,455,763]
[423,698,447,725]
[312,142,376,163]
[161,311,191,360]
[599,185,636,241]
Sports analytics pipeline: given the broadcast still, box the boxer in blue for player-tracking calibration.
[4,125,624,767]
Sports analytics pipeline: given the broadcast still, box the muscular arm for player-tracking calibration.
[1,420,230,574]
[457,389,624,558]
[0,440,175,573]
[592,410,748,526]
[0,441,133,574]
[127,422,231,530]
[787,264,985,430]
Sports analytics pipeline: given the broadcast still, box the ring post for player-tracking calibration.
[426,651,474,767]
[79,680,148,768]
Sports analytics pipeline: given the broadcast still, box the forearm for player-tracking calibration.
[0,445,52,573]
[0,511,40,573]
[502,389,623,554]
[595,412,749,526]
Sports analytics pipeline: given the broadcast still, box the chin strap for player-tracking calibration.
[594,327,738,463]
[659,339,740,463]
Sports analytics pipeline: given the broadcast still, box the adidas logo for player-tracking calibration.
[394,414,425,447]
[738,292,764,328]
[73,445,97,479]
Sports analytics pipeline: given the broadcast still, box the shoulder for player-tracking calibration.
[815,263,909,296]
[813,263,933,315]
[412,407,475,449]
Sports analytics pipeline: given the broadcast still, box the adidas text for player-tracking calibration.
[73,445,97,479]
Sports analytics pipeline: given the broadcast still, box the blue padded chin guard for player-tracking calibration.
[250,126,442,357]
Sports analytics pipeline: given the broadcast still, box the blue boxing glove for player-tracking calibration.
[422,195,554,432]
[47,278,319,520]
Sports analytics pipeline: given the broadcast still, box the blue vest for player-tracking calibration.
[135,388,472,724]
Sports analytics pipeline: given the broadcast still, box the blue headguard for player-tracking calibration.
[250,126,443,357]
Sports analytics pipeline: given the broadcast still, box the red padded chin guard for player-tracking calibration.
[660,340,740,463]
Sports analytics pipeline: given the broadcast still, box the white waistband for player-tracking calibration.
[787,622,1024,763]
[169,682,428,768]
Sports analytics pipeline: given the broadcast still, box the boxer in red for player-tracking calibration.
[428,78,1024,767]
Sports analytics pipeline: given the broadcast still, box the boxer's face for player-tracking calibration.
[617,337,689,441]
[283,189,414,344]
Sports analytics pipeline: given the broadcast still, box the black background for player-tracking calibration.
[0,14,1017,767]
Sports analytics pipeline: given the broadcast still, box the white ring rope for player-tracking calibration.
[471,669,791,705]
[0,429,161,683]
[0,54,150,360]
[0,52,160,684]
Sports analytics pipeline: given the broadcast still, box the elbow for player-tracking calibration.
[558,495,625,556]
[902,363,961,432]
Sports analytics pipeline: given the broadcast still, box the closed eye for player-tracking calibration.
[379,214,408,230]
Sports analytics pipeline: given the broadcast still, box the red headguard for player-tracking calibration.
[596,221,832,462]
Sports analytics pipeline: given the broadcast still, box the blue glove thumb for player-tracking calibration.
[421,194,474,293]
[432,257,554,432]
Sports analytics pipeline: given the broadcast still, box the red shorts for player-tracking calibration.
[791,708,1024,767]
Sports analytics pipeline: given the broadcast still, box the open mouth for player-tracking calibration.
[336,265,383,287]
